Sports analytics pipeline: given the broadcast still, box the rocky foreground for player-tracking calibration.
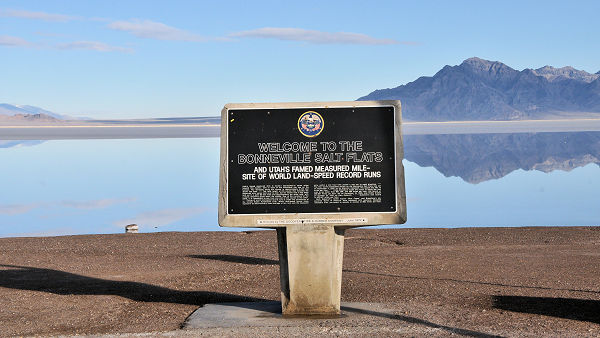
[0,227,599,336]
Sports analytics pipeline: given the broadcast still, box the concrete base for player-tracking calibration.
[277,225,345,316]
[182,301,399,329]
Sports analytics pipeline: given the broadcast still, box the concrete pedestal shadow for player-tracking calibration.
[277,224,345,316]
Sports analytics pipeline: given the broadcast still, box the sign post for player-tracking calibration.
[218,101,406,316]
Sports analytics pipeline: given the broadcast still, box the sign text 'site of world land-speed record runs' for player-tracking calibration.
[218,101,406,228]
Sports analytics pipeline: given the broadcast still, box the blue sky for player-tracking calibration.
[2,0,599,118]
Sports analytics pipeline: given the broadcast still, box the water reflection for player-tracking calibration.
[0,140,44,148]
[404,132,600,183]
[1,132,599,236]
[0,139,220,237]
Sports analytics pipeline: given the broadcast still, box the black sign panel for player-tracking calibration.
[227,106,396,214]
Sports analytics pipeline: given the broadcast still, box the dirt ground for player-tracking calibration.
[0,227,599,337]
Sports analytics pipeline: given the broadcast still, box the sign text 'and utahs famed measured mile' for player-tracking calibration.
[218,101,406,227]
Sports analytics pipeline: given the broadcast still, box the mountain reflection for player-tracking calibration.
[404,132,600,184]
[0,140,44,148]
[4,131,600,185]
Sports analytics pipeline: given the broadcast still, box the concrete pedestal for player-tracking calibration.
[276,225,345,316]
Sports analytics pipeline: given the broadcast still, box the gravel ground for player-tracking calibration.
[0,227,599,337]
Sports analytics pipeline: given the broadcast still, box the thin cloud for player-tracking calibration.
[57,41,133,53]
[0,9,77,22]
[60,198,137,209]
[3,227,77,238]
[229,27,411,45]
[114,207,207,229]
[0,203,43,215]
[107,19,204,41]
[0,35,32,47]
[0,197,136,215]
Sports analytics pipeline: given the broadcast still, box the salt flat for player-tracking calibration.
[2,117,600,140]
[0,117,221,140]
[402,118,600,135]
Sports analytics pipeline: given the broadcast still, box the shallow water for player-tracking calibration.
[0,134,598,237]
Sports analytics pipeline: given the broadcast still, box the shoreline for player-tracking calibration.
[3,117,600,140]
[2,224,599,240]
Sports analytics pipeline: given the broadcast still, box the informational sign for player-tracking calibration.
[218,101,406,227]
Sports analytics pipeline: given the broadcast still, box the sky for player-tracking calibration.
[2,0,600,119]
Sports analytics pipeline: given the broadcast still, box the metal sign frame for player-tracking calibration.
[218,100,406,228]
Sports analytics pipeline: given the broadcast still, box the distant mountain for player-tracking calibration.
[0,103,65,119]
[359,57,600,121]
[404,132,600,183]
[532,65,599,83]
[0,113,59,123]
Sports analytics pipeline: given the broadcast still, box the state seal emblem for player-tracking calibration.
[298,111,324,138]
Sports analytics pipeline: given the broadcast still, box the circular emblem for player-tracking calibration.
[297,111,324,138]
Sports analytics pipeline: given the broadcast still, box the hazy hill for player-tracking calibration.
[0,104,60,149]
[0,103,65,119]
[359,57,600,121]
[0,113,58,123]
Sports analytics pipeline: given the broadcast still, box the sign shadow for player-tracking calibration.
[493,296,600,324]
[0,264,265,306]
[188,254,278,265]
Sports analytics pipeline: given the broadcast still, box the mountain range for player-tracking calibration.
[359,57,600,121]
